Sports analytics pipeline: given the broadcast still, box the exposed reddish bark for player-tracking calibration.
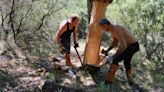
[84,0,113,65]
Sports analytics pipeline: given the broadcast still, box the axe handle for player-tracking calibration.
[74,47,83,66]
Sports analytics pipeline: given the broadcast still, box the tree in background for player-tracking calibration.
[107,0,163,62]
[0,0,68,57]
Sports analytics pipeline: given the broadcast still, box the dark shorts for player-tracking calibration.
[60,39,71,54]
[112,42,139,69]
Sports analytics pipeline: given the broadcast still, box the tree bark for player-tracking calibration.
[84,0,113,65]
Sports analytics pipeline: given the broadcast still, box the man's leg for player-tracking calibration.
[105,55,124,83]
[124,43,139,85]
[61,39,73,67]
[65,53,73,67]
[106,63,118,84]
[124,56,134,85]
[105,48,128,84]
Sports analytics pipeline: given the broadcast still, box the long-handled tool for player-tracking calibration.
[74,46,83,66]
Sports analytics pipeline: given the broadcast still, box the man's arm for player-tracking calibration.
[106,37,118,53]
[73,25,78,44]
[101,37,118,56]
[55,22,67,44]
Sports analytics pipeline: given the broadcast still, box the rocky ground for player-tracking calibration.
[0,43,163,92]
[0,55,144,92]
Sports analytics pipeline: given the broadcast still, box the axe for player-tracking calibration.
[74,46,83,66]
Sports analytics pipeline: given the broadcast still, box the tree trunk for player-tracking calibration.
[87,0,93,22]
[84,0,113,65]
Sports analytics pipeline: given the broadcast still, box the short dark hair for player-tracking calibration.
[99,18,111,25]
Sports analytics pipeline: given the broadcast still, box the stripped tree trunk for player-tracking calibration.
[84,0,113,65]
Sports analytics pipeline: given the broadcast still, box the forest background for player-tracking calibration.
[0,0,163,92]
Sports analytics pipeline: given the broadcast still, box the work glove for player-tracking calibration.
[106,55,113,64]
[101,49,108,56]
[74,42,79,48]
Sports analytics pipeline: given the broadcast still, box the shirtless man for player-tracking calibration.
[99,18,139,85]
[55,14,80,67]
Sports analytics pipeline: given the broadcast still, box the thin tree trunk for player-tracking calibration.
[87,0,93,22]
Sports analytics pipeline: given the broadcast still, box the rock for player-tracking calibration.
[48,53,60,62]
[36,67,47,75]
[0,55,12,62]
[0,40,6,54]
[42,81,85,92]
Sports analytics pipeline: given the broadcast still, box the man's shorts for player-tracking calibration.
[60,39,71,54]
[113,42,139,64]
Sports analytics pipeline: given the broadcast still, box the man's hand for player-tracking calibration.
[59,45,65,54]
[101,49,108,56]
[74,42,79,48]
